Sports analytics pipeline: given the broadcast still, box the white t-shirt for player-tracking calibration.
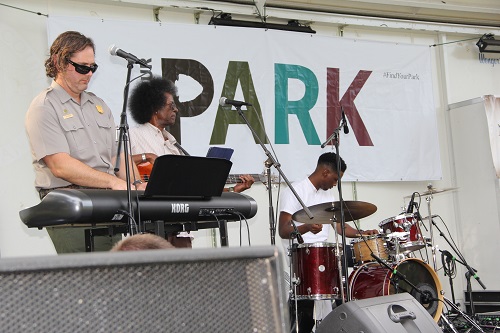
[280,177,335,249]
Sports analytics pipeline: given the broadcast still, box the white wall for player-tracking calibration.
[1,0,499,311]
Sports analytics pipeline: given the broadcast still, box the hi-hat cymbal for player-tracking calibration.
[292,201,377,224]
[404,186,458,198]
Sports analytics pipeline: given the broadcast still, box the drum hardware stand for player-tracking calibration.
[331,219,345,303]
[290,272,300,333]
[321,109,350,303]
[393,234,402,263]
[233,104,314,245]
[285,239,301,333]
[384,232,406,264]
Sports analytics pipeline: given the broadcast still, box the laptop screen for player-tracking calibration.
[206,147,234,160]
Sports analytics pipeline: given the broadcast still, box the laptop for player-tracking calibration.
[143,154,232,198]
[205,147,234,160]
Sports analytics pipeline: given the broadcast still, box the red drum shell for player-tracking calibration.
[349,258,443,322]
[379,213,425,252]
[291,242,341,300]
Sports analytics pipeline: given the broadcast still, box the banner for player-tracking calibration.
[484,95,500,178]
[47,16,442,181]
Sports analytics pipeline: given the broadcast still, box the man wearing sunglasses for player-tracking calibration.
[25,31,146,253]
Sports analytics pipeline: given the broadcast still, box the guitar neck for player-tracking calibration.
[139,162,266,185]
[226,174,262,184]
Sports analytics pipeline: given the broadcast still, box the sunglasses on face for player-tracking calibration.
[66,58,98,74]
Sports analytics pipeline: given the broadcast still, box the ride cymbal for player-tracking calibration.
[404,186,458,198]
[292,201,377,224]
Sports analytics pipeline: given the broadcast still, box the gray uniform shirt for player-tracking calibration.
[26,81,117,190]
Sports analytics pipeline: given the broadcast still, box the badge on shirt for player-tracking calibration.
[96,105,104,114]
[62,109,73,119]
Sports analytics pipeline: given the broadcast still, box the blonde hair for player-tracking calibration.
[111,233,174,251]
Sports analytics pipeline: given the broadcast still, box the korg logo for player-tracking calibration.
[171,203,190,213]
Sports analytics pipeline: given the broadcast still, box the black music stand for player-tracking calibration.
[144,155,232,198]
[143,155,233,246]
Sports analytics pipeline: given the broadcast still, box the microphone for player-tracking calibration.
[219,97,252,107]
[406,192,415,214]
[341,107,349,134]
[109,45,152,69]
[290,221,304,244]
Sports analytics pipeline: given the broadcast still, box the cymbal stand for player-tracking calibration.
[234,105,313,244]
[425,194,438,271]
[291,275,300,333]
[287,240,300,333]
[331,219,345,303]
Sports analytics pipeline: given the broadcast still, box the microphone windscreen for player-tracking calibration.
[109,44,118,55]
[219,97,227,106]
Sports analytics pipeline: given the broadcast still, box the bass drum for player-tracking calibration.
[349,258,443,322]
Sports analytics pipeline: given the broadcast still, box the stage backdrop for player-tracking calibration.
[48,16,441,182]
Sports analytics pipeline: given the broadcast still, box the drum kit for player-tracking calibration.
[287,186,463,328]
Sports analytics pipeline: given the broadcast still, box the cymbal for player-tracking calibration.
[404,186,458,198]
[292,201,377,224]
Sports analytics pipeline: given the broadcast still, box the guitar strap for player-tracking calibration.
[174,142,190,156]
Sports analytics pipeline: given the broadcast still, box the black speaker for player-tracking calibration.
[0,246,288,332]
[316,293,442,333]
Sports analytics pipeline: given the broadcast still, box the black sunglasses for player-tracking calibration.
[66,58,98,74]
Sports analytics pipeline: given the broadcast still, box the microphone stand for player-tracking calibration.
[234,105,313,245]
[370,253,467,333]
[430,217,486,320]
[321,120,349,302]
[114,60,139,235]
[440,249,457,305]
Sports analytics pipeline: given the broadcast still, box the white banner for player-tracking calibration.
[47,16,441,181]
[484,95,500,178]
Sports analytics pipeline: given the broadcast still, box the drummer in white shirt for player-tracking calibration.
[278,152,377,333]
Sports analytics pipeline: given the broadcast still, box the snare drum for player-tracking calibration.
[351,235,389,264]
[349,258,443,322]
[379,213,425,253]
[291,242,341,300]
